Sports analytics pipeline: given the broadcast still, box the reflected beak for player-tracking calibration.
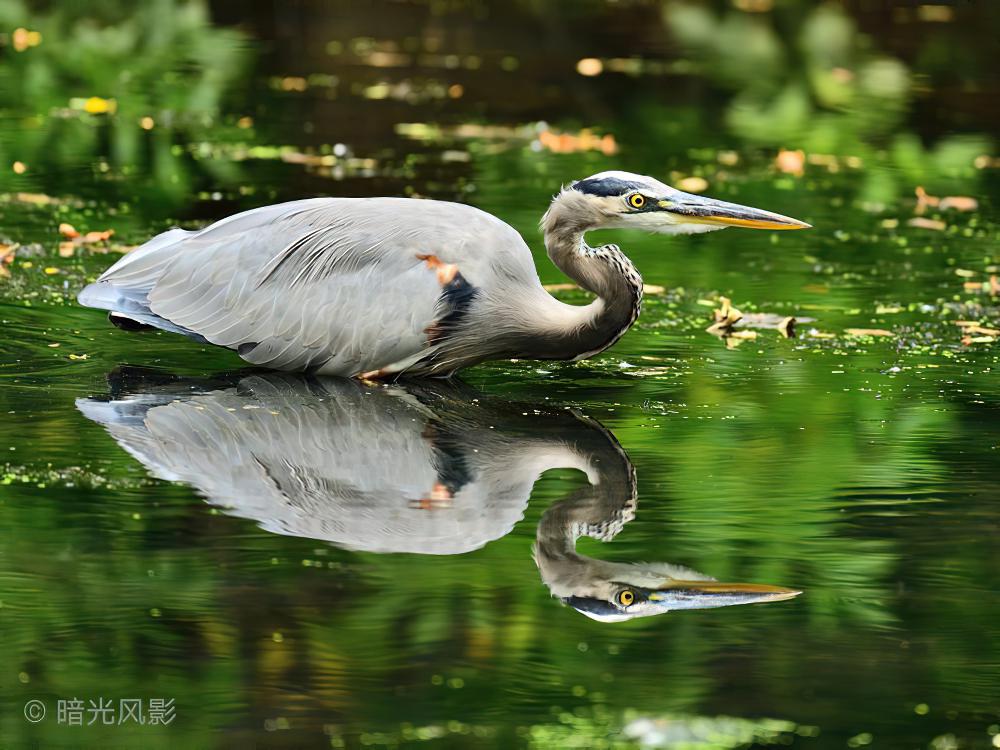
[647,580,802,611]
[658,193,811,230]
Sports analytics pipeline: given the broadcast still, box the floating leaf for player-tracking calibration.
[907,217,946,231]
[775,148,805,176]
[915,186,978,214]
[845,328,894,337]
[676,176,708,193]
[954,321,1000,336]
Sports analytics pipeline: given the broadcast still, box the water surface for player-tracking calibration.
[1,2,998,748]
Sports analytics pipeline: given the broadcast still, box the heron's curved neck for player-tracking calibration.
[524,192,643,361]
[533,452,638,598]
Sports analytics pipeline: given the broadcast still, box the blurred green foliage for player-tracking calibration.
[0,0,249,207]
[663,2,992,204]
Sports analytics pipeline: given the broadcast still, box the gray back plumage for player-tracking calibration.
[79,198,547,376]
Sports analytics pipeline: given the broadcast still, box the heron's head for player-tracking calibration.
[555,561,801,623]
[559,170,811,235]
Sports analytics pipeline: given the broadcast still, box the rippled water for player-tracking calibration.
[2,3,999,749]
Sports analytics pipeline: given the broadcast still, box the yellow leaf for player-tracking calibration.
[83,96,115,115]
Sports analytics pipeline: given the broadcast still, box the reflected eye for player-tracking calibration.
[627,194,646,209]
[618,590,635,607]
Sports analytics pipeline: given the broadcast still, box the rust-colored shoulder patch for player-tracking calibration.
[409,481,454,510]
[416,253,459,285]
[358,368,393,381]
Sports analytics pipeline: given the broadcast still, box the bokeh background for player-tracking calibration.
[1,1,999,748]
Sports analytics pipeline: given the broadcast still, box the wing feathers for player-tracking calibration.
[80,197,537,375]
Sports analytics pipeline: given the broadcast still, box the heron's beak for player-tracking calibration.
[658,193,811,230]
[646,580,802,611]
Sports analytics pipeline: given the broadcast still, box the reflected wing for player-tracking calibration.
[76,377,533,554]
[80,198,536,375]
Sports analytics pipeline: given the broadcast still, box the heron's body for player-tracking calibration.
[79,172,808,377]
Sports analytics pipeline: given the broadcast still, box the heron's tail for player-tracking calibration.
[77,227,208,343]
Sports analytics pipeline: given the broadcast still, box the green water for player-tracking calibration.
[1,2,999,748]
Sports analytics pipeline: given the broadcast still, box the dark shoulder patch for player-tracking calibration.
[572,176,636,197]
[425,271,478,345]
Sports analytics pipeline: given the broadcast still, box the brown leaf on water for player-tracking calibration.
[802,283,830,294]
[907,217,946,231]
[82,229,114,243]
[845,328,894,337]
[546,282,665,296]
[542,283,579,292]
[11,192,55,205]
[954,321,1000,336]
[676,176,708,193]
[724,330,757,349]
[775,148,805,176]
[58,224,115,250]
[713,297,743,325]
[537,128,617,155]
[962,334,995,345]
[706,297,742,336]
[0,244,15,277]
[939,196,978,211]
[915,186,978,214]
[736,312,801,333]
[965,276,1000,295]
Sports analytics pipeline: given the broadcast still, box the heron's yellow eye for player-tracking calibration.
[618,590,635,606]
[627,194,645,209]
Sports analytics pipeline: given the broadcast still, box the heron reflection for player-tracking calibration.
[78,368,799,619]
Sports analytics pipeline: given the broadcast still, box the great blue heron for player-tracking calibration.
[78,172,809,378]
[79,368,800,618]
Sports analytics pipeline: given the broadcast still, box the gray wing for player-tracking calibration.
[78,198,538,375]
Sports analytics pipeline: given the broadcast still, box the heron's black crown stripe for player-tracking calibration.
[572,176,639,197]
